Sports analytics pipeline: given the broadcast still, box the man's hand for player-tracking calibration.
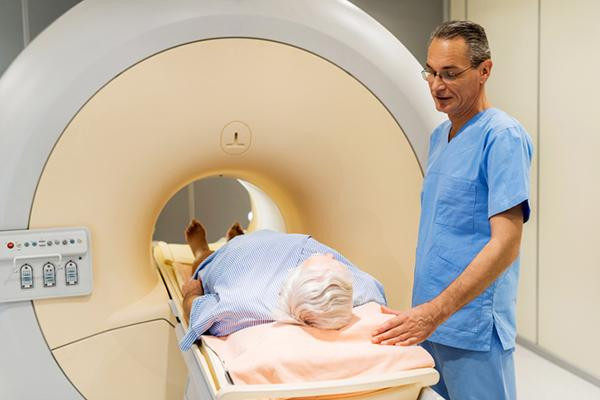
[371,302,445,346]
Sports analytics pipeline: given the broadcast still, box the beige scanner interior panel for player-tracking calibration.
[53,319,186,400]
[30,38,422,395]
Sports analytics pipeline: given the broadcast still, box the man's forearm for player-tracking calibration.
[431,207,524,323]
[431,237,518,321]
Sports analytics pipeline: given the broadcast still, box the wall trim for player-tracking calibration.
[187,184,195,222]
[535,0,542,347]
[20,0,30,46]
[442,0,450,22]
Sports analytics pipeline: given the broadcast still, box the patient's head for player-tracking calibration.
[274,253,353,330]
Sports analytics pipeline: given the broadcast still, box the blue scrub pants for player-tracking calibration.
[421,328,516,400]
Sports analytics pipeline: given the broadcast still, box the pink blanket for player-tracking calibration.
[202,302,434,385]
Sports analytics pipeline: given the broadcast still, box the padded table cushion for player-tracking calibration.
[202,302,435,385]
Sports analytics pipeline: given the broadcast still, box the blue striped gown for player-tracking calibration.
[180,230,386,350]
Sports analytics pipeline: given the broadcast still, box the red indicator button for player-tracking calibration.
[7,242,15,249]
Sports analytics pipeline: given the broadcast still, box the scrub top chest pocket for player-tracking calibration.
[435,177,477,233]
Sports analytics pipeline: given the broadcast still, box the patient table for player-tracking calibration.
[153,242,443,400]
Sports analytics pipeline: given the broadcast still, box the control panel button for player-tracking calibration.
[20,264,33,289]
[65,261,78,286]
[43,263,56,287]
[7,242,14,249]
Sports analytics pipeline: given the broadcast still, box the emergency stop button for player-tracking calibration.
[7,242,14,249]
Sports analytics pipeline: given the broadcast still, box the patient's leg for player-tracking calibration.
[226,222,245,241]
[185,219,214,269]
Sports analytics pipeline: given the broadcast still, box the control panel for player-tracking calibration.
[0,227,92,303]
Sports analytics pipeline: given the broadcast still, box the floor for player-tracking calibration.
[515,345,600,399]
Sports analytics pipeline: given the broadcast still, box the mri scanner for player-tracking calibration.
[0,0,446,398]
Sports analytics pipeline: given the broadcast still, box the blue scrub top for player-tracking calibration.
[413,108,533,351]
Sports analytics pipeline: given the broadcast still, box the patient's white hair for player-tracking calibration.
[273,256,353,330]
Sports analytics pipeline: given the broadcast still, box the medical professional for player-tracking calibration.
[372,21,533,399]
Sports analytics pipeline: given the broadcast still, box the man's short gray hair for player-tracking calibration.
[274,257,353,330]
[430,20,491,67]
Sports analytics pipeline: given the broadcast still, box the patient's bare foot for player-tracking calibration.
[185,219,210,257]
[226,222,245,241]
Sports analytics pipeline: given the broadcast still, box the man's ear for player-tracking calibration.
[480,59,493,84]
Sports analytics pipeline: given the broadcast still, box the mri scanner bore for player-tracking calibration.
[26,37,428,398]
[0,1,445,399]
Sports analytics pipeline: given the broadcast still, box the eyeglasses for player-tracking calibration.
[421,66,472,82]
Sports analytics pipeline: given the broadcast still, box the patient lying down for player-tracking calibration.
[180,220,433,384]
[179,219,386,349]
[178,220,434,384]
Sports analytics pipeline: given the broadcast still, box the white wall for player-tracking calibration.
[350,0,444,65]
[0,0,82,77]
[451,0,600,384]
[538,0,600,382]
[0,1,24,76]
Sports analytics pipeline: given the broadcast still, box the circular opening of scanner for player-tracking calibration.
[153,176,286,245]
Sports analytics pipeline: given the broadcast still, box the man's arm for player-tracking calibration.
[372,204,524,345]
[181,278,204,325]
